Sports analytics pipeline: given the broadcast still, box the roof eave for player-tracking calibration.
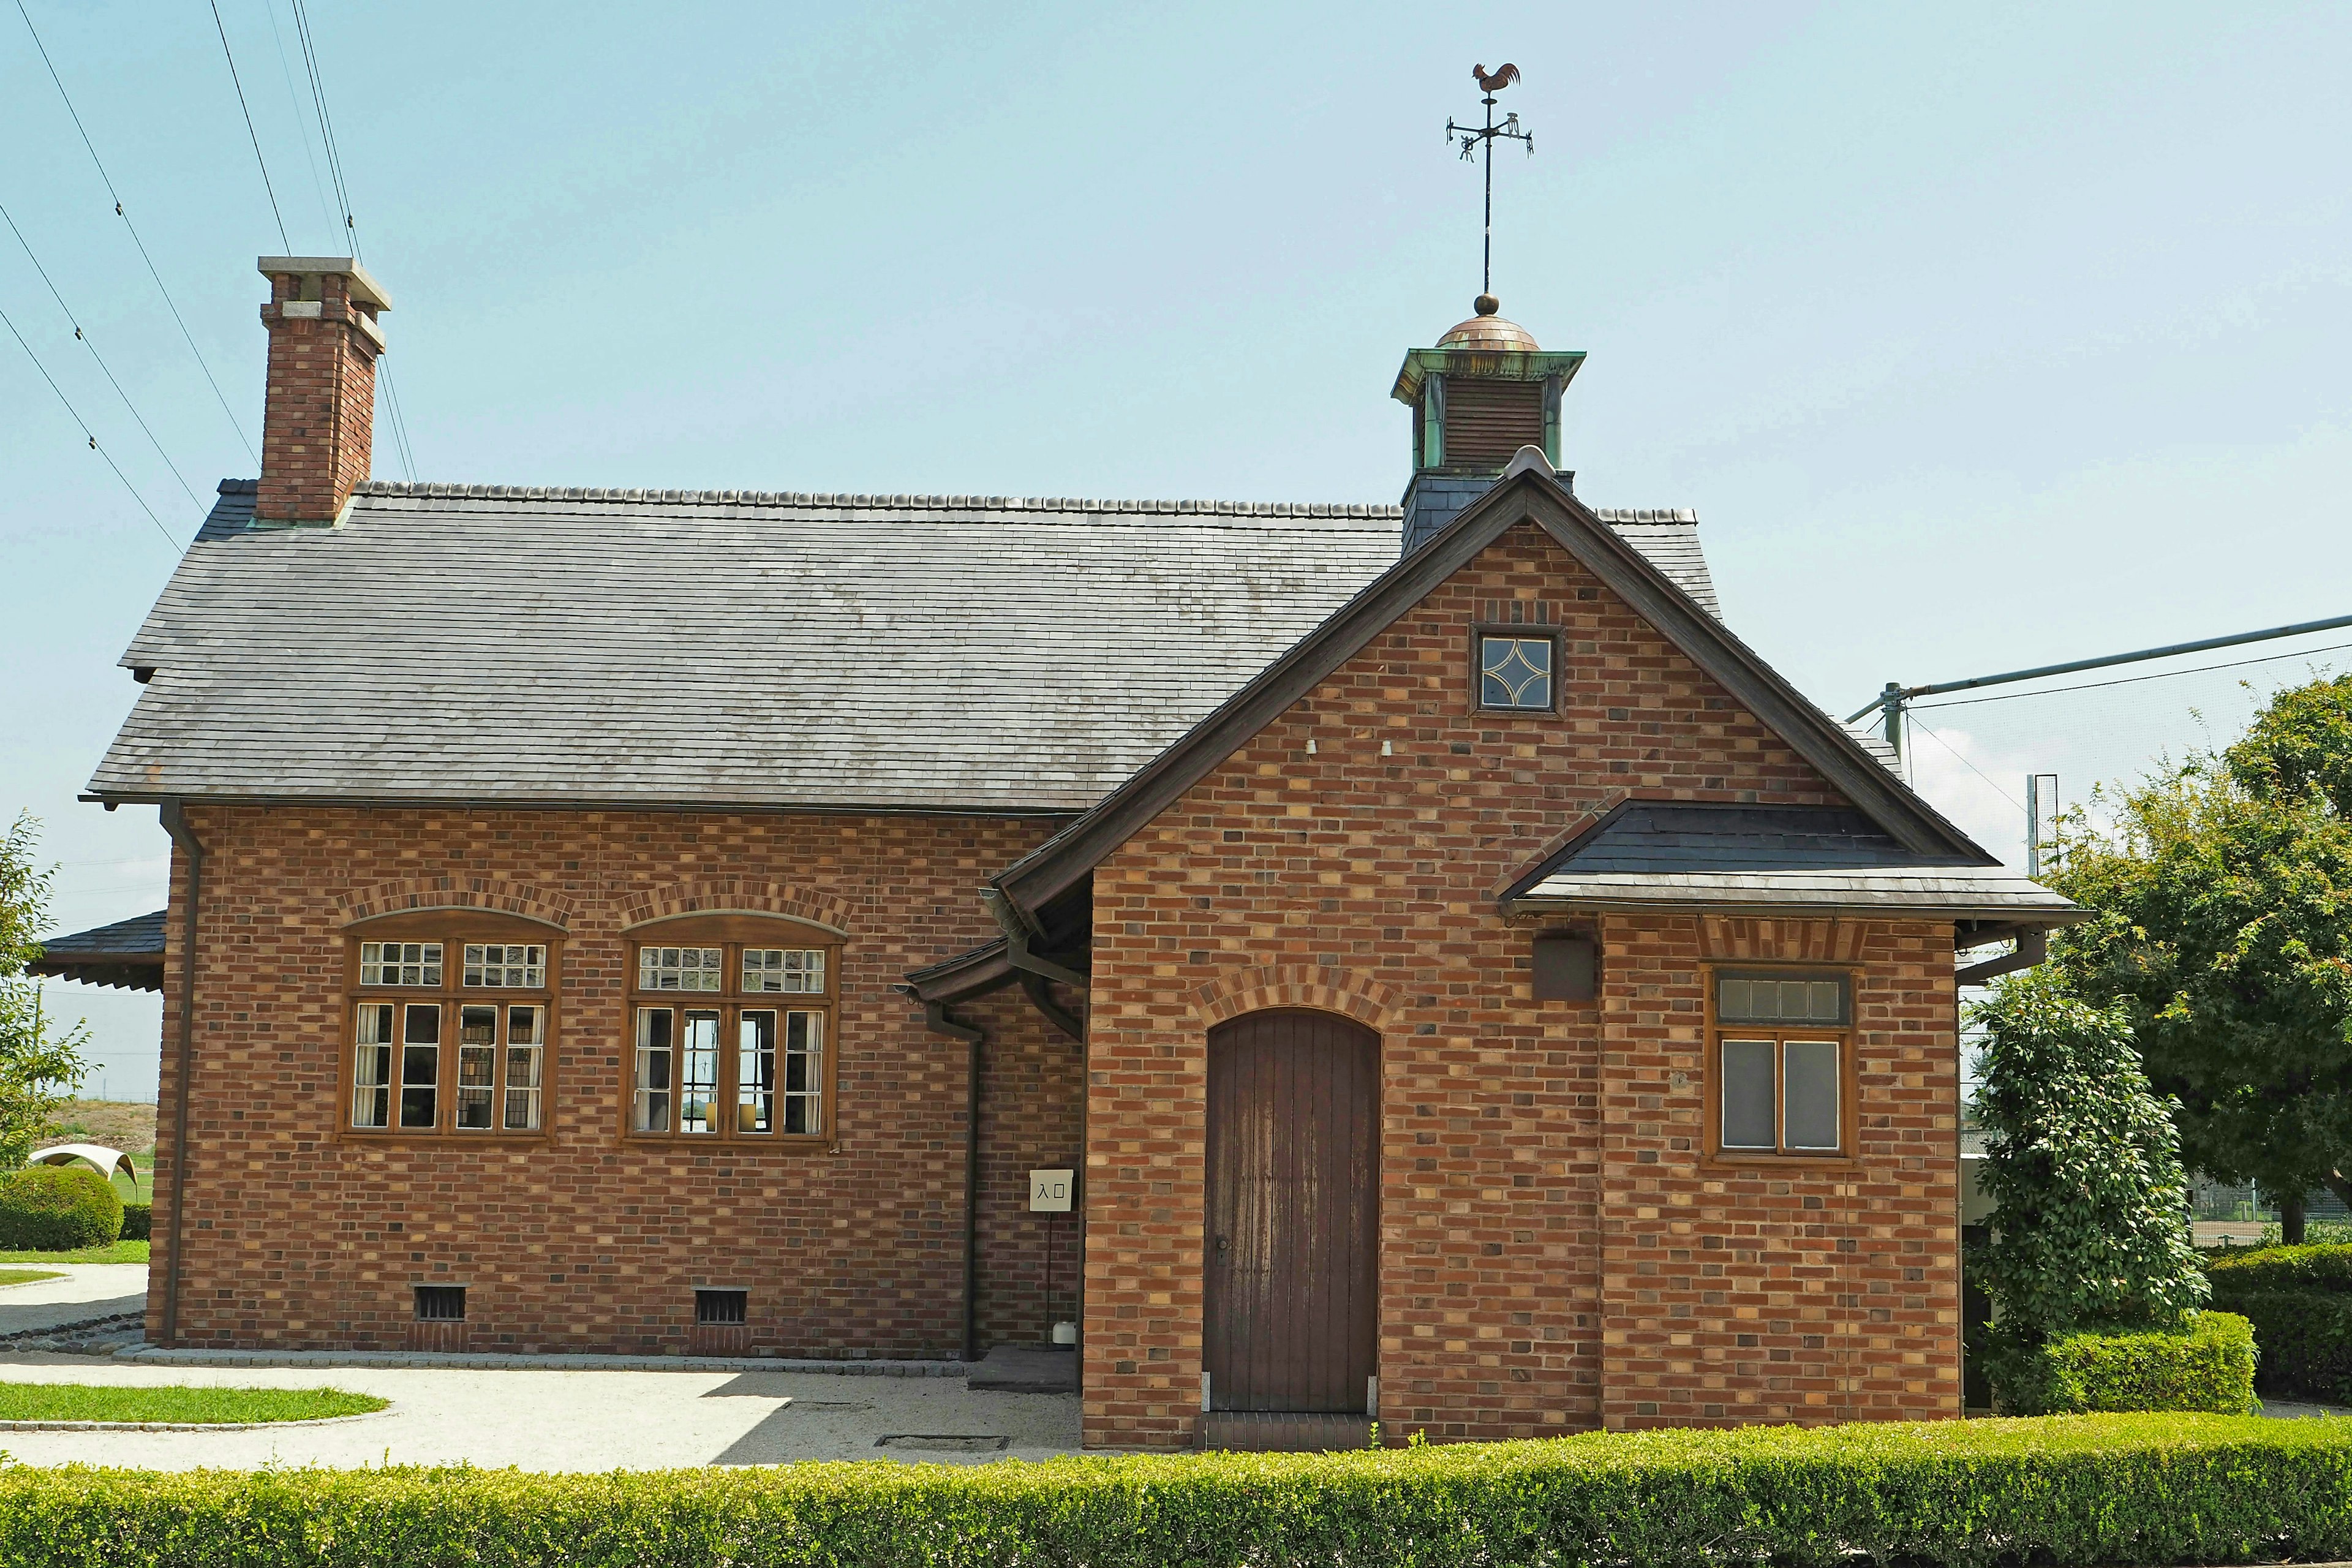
[1503,893,2086,924]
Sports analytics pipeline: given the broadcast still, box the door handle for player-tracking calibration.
[1214,1234,1230,1261]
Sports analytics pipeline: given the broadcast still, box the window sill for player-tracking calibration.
[336,1130,556,1144]
[1702,1150,1861,1171]
[622,1133,834,1152]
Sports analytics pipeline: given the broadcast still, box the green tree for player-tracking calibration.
[2048,675,2352,1242]
[0,815,89,1166]
[1972,970,2207,1359]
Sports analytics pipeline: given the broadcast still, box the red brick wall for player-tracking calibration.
[255,268,379,524]
[149,806,1069,1357]
[966,987,1087,1349]
[1080,521,1961,1447]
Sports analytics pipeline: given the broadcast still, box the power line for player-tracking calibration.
[13,0,259,464]
[0,200,206,510]
[1911,638,2352,712]
[0,295,182,552]
[1905,711,2029,815]
[208,0,290,252]
[285,0,417,479]
[260,0,334,241]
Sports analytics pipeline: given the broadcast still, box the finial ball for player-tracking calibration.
[1473,294,1500,317]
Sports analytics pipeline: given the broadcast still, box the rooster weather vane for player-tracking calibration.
[1449,62,1532,298]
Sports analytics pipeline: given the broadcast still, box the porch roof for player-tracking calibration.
[1501,802,2079,924]
[29,909,167,992]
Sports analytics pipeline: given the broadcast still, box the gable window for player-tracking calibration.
[1477,631,1556,711]
[627,918,838,1144]
[345,918,559,1138]
[1711,970,1851,1158]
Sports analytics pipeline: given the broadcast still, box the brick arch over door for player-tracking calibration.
[1189,965,1401,1033]
[616,880,853,937]
[336,877,572,930]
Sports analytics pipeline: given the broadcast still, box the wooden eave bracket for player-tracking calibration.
[894,984,983,1044]
[980,888,1090,989]
[1954,928,2048,986]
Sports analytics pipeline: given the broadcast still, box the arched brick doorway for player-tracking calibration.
[1203,1008,1379,1414]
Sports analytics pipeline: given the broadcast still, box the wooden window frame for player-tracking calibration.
[622,913,840,1151]
[341,911,561,1144]
[1700,963,1861,1167]
[1468,624,1563,716]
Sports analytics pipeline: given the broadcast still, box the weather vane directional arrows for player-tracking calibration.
[1448,62,1532,298]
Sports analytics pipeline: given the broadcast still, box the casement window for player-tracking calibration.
[1710,970,1852,1158]
[345,921,558,1138]
[1474,628,1559,712]
[626,918,838,1144]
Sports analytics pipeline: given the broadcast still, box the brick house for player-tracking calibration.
[44,257,2074,1449]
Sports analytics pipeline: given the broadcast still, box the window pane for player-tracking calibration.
[353,1004,394,1128]
[455,1005,497,1129]
[680,1010,720,1134]
[1721,1039,1775,1149]
[782,1010,823,1136]
[742,949,826,993]
[639,946,723,991]
[634,1008,674,1132]
[1479,635,1553,709]
[462,943,545,988]
[503,1005,543,1131]
[399,1004,440,1129]
[360,941,443,987]
[1784,1040,1841,1150]
[737,1010,777,1133]
[1719,973,1847,1026]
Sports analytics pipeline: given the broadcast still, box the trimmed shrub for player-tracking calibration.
[118,1200,151,1242]
[0,1414,2350,1567]
[0,1164,122,1251]
[2208,1243,2352,1401]
[1994,1311,2256,1414]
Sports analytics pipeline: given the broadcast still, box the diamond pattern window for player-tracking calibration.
[1478,635,1554,710]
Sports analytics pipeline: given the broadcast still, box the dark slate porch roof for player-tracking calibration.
[1502,802,2078,924]
[90,480,1718,813]
[30,910,167,992]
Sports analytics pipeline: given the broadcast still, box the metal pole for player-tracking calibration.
[2026,774,2057,878]
[1879,681,1903,758]
[1481,91,1495,295]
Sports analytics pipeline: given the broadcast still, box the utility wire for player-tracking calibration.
[13,0,258,464]
[0,295,182,551]
[1911,638,2352,712]
[0,200,206,510]
[261,0,334,238]
[208,0,290,252]
[1905,712,2029,815]
[285,0,416,479]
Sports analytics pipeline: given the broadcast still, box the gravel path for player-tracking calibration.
[0,1265,145,1336]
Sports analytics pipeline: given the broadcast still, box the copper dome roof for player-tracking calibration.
[1436,295,1539,352]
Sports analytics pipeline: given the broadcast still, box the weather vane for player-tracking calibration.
[1448,63,1532,300]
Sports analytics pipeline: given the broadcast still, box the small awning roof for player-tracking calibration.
[1502,802,2080,925]
[29,910,167,992]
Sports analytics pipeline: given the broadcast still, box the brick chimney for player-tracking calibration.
[254,257,390,526]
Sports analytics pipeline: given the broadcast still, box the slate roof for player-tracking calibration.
[29,909,167,993]
[89,480,1722,812]
[1502,802,2078,923]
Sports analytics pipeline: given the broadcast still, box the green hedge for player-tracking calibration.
[0,1165,123,1251]
[2208,1243,2352,1402]
[4,1414,2352,1567]
[1994,1311,2256,1414]
[119,1201,151,1242]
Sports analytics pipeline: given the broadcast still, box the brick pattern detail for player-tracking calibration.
[335,877,573,929]
[255,268,380,524]
[1697,916,1868,962]
[1079,522,1961,1448]
[616,880,854,935]
[1188,964,1401,1031]
[149,807,1070,1359]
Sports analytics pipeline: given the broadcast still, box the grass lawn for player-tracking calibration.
[0,1240,148,1265]
[0,1384,386,1424]
[0,1269,64,1287]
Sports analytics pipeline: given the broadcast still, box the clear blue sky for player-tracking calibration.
[6,2,2350,1101]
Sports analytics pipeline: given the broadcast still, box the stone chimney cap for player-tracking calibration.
[257,256,391,311]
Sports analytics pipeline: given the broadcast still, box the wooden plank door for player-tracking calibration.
[1203,1008,1379,1413]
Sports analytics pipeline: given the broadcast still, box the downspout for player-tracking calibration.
[157,800,202,1348]
[900,987,986,1362]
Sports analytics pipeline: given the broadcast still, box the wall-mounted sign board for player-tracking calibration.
[1029,1169,1074,1212]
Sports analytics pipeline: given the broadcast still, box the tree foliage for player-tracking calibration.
[2046,675,2352,1240]
[1972,971,2207,1352]
[0,815,88,1166]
